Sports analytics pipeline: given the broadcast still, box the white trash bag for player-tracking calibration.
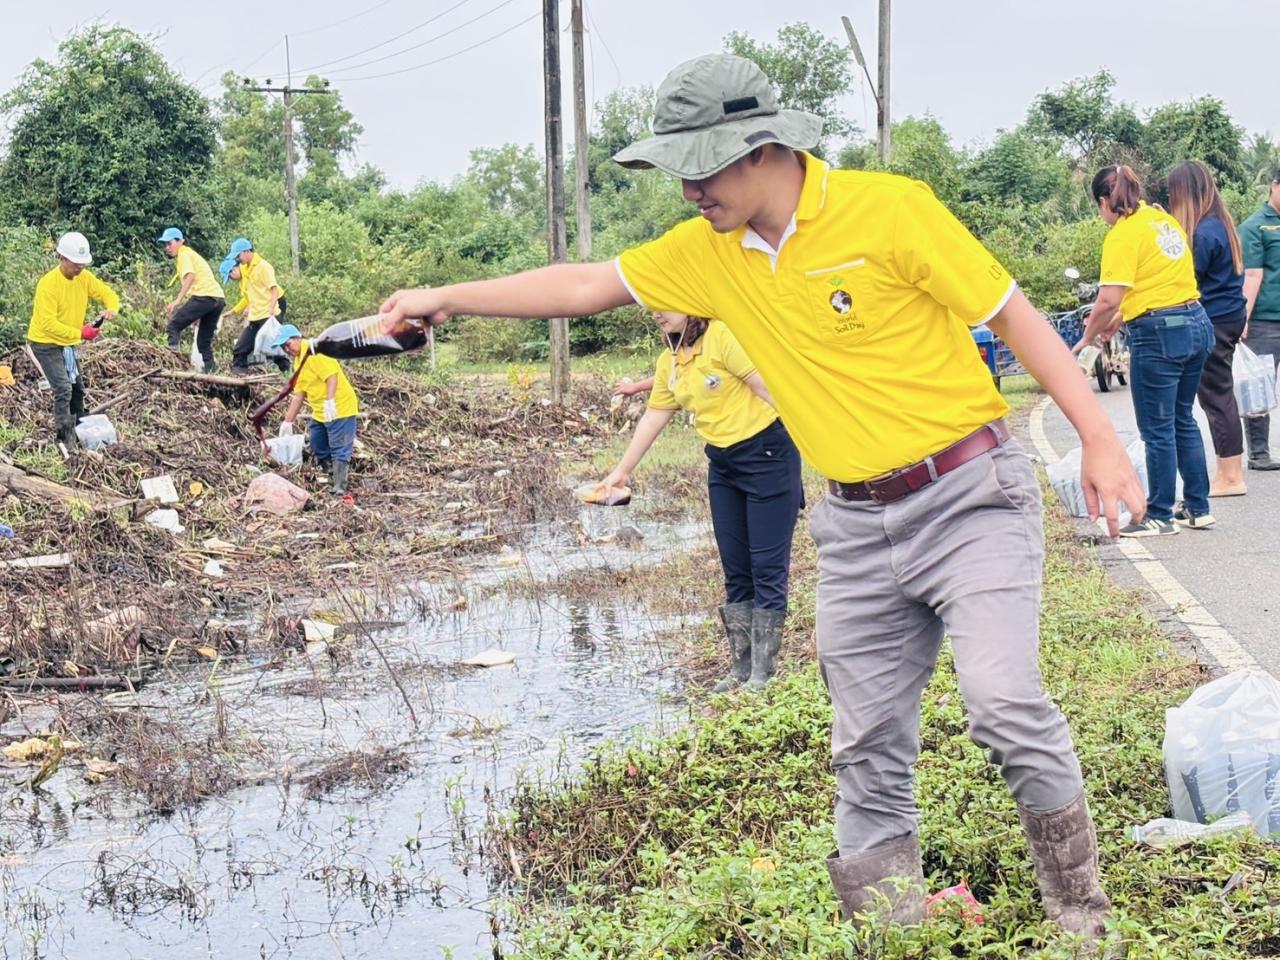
[1048,442,1148,519]
[189,338,203,371]
[74,414,117,451]
[265,433,304,466]
[1233,342,1277,418]
[253,316,285,358]
[1164,668,1280,838]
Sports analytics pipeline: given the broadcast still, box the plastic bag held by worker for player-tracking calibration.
[1048,442,1147,518]
[1233,343,1277,418]
[265,434,303,466]
[254,316,285,358]
[245,472,310,515]
[1164,668,1280,838]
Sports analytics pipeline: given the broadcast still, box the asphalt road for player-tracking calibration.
[1038,385,1280,678]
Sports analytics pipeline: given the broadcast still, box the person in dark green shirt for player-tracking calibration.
[1240,170,1280,469]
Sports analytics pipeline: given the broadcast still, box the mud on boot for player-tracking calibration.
[826,834,926,927]
[330,460,350,495]
[711,602,753,692]
[1018,792,1111,945]
[745,607,785,689]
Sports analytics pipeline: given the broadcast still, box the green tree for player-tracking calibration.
[724,22,856,150]
[1142,98,1245,187]
[835,117,967,206]
[0,25,219,258]
[1026,71,1142,168]
[1242,133,1280,186]
[466,143,544,225]
[967,129,1071,205]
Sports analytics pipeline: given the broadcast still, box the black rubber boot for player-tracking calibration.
[330,460,350,495]
[746,607,785,689]
[711,602,753,692]
[1245,417,1280,469]
[56,415,80,450]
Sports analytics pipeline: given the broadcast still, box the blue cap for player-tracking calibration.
[218,257,237,283]
[225,237,253,261]
[272,323,302,350]
[156,227,183,244]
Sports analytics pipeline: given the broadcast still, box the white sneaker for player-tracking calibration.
[1119,518,1180,538]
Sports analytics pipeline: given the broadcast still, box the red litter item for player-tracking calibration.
[80,324,101,342]
[924,881,985,924]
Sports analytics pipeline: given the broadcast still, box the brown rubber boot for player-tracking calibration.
[826,834,926,926]
[1018,793,1111,942]
[712,602,753,693]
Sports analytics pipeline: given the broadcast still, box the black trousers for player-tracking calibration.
[231,297,289,371]
[167,295,225,369]
[704,419,804,612]
[1197,310,1246,458]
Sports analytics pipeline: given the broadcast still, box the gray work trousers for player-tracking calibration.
[28,341,84,427]
[1242,320,1280,460]
[811,436,1084,855]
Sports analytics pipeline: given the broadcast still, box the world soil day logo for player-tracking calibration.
[1154,222,1187,260]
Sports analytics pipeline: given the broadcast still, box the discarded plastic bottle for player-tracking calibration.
[307,314,428,361]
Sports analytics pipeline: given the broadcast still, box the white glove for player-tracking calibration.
[323,399,338,421]
[278,421,294,437]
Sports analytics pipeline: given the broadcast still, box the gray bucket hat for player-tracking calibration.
[613,54,823,180]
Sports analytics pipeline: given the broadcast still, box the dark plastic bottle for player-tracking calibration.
[308,314,428,360]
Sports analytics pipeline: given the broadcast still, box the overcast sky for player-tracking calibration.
[4,0,1275,189]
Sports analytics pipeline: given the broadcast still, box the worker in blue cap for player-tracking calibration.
[220,237,286,374]
[158,227,224,372]
[273,323,360,495]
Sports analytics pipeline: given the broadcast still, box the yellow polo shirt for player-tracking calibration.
[173,245,224,299]
[647,321,777,447]
[28,267,122,346]
[617,155,1013,482]
[1100,202,1199,321]
[292,342,359,422]
[239,253,281,320]
[232,265,285,313]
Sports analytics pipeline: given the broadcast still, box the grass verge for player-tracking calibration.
[496,498,1280,959]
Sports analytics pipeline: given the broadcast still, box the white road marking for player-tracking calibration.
[1029,395,1258,671]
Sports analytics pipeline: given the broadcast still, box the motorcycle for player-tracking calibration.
[971,268,1129,393]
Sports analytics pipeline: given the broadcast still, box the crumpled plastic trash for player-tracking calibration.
[0,524,13,539]
[245,472,310,515]
[144,509,185,534]
[74,414,117,451]
[925,881,985,924]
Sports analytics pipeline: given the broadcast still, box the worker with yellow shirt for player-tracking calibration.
[273,324,359,495]
[598,314,801,690]
[224,263,287,328]
[220,237,286,374]
[27,232,120,448]
[1076,164,1212,536]
[157,227,225,373]
[374,56,1146,942]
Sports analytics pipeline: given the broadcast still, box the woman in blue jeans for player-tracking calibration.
[1077,164,1213,536]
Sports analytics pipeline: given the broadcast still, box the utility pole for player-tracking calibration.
[543,0,571,403]
[842,8,891,164]
[244,36,334,273]
[877,0,892,163]
[571,0,592,262]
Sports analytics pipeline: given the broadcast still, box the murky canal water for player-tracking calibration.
[1,510,706,959]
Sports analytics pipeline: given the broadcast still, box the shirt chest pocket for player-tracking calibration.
[802,259,886,344]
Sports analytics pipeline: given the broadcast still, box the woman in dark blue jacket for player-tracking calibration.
[1168,160,1248,497]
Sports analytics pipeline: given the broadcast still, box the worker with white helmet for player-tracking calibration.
[27,232,120,448]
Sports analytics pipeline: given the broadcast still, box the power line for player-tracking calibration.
[583,2,621,89]
[291,0,475,74]
[321,0,523,78]
[194,37,282,90]
[338,12,539,82]
[290,0,400,38]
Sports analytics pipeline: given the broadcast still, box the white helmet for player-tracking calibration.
[55,232,93,265]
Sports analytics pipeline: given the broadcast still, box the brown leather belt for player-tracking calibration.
[827,420,1011,505]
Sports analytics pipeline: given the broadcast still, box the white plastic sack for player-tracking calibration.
[1233,342,1277,418]
[1048,442,1147,518]
[1164,668,1280,838]
[74,414,117,451]
[265,433,304,466]
[245,472,310,516]
[253,316,285,358]
[143,508,185,534]
[190,338,203,372]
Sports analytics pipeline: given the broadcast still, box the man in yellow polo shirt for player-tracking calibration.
[27,231,120,448]
[374,55,1143,941]
[220,237,286,374]
[158,227,225,373]
[274,323,359,495]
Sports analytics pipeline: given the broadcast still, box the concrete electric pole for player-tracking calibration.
[571,0,592,262]
[841,4,891,164]
[542,0,571,403]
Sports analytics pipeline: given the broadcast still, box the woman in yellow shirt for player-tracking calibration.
[274,323,360,495]
[1078,164,1213,536]
[599,313,802,690]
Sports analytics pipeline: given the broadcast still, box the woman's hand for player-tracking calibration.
[379,288,450,331]
[601,468,630,492]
